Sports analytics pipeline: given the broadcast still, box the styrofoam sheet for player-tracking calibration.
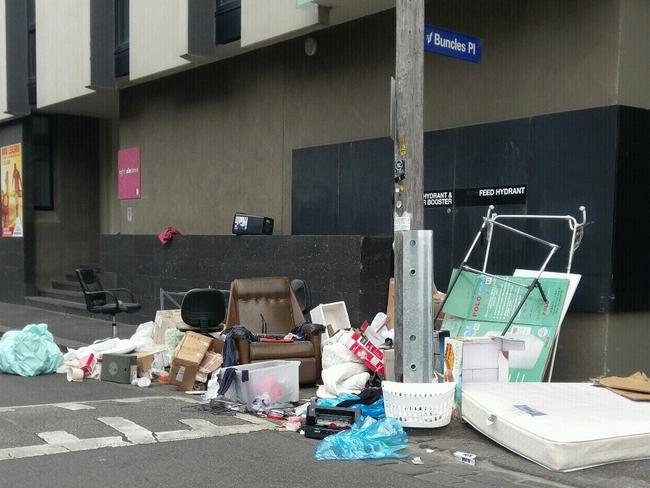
[462,382,650,471]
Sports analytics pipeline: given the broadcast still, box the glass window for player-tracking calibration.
[31,116,53,211]
[215,0,241,45]
[27,0,36,105]
[115,0,130,77]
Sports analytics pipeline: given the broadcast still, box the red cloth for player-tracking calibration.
[158,226,181,245]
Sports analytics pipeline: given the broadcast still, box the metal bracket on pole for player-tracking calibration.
[395,230,434,383]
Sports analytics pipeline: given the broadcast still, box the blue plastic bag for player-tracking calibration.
[317,393,385,419]
[314,416,409,461]
[0,324,63,376]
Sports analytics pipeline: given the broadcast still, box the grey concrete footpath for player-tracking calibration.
[1,301,650,488]
[0,301,142,346]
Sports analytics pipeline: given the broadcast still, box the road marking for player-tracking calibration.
[38,431,128,451]
[98,417,156,444]
[155,418,270,442]
[0,444,68,461]
[55,403,96,411]
[0,411,277,462]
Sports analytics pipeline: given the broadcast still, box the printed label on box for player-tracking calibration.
[175,366,186,382]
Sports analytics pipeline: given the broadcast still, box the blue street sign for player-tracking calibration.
[424,25,482,64]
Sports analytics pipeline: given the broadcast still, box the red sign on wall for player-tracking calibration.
[118,147,141,200]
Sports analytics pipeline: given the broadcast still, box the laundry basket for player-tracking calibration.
[382,381,455,428]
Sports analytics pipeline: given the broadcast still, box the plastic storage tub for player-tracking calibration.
[382,380,455,428]
[227,360,300,410]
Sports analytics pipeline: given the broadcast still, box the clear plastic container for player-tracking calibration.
[227,360,300,410]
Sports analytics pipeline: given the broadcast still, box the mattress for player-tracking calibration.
[462,382,650,471]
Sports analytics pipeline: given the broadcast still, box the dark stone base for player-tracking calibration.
[100,234,393,325]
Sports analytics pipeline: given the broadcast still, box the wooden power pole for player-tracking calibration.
[393,0,425,232]
[394,0,433,383]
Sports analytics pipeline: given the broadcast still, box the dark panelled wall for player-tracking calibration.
[292,106,647,314]
[0,122,26,302]
[101,235,392,325]
[612,107,650,312]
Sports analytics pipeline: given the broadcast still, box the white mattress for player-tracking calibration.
[462,382,650,472]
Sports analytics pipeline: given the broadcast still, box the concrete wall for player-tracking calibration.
[129,0,190,81]
[554,312,650,381]
[98,119,119,235]
[32,116,100,288]
[106,1,622,236]
[0,122,24,301]
[241,0,320,47]
[617,0,650,109]
[35,0,93,109]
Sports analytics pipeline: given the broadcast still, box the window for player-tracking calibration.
[115,0,129,77]
[27,0,36,105]
[215,0,241,45]
[31,116,53,211]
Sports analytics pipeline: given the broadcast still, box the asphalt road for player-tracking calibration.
[2,302,650,488]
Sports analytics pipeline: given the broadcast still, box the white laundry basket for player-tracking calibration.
[382,381,455,428]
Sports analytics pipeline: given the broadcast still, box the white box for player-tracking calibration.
[227,360,300,411]
[444,336,524,421]
[309,302,351,338]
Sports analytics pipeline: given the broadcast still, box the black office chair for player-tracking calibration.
[291,279,312,316]
[179,288,226,334]
[76,268,142,338]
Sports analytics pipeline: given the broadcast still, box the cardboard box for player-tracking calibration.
[153,309,186,345]
[383,348,395,381]
[170,337,223,391]
[386,278,395,330]
[387,278,446,330]
[130,346,168,377]
[360,320,385,348]
[175,331,212,363]
[310,302,351,338]
[444,336,524,420]
[345,332,384,375]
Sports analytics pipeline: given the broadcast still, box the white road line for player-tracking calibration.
[38,431,80,444]
[154,418,271,442]
[38,431,129,451]
[55,403,96,411]
[0,395,196,412]
[98,417,156,444]
[0,444,68,460]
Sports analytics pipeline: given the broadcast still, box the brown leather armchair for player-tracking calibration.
[224,277,321,384]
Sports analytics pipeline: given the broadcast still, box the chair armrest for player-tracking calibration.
[107,288,136,302]
[84,290,119,306]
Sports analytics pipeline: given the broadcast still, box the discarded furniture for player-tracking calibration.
[179,288,226,334]
[76,268,141,338]
[224,276,321,384]
[290,279,312,316]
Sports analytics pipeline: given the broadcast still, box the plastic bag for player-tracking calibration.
[0,324,63,376]
[314,416,408,461]
[318,393,385,419]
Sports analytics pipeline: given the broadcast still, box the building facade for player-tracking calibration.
[0,0,648,380]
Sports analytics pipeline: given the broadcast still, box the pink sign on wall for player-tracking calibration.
[118,147,141,200]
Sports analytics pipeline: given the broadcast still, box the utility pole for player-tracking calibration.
[393,0,433,383]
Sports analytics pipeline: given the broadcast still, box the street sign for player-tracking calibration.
[424,25,482,63]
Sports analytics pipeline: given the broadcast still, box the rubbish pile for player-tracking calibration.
[3,206,650,471]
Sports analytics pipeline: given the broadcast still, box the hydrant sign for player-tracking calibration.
[425,25,482,64]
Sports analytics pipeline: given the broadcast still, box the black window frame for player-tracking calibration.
[27,0,36,106]
[114,0,130,77]
[215,0,241,46]
[30,115,54,211]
